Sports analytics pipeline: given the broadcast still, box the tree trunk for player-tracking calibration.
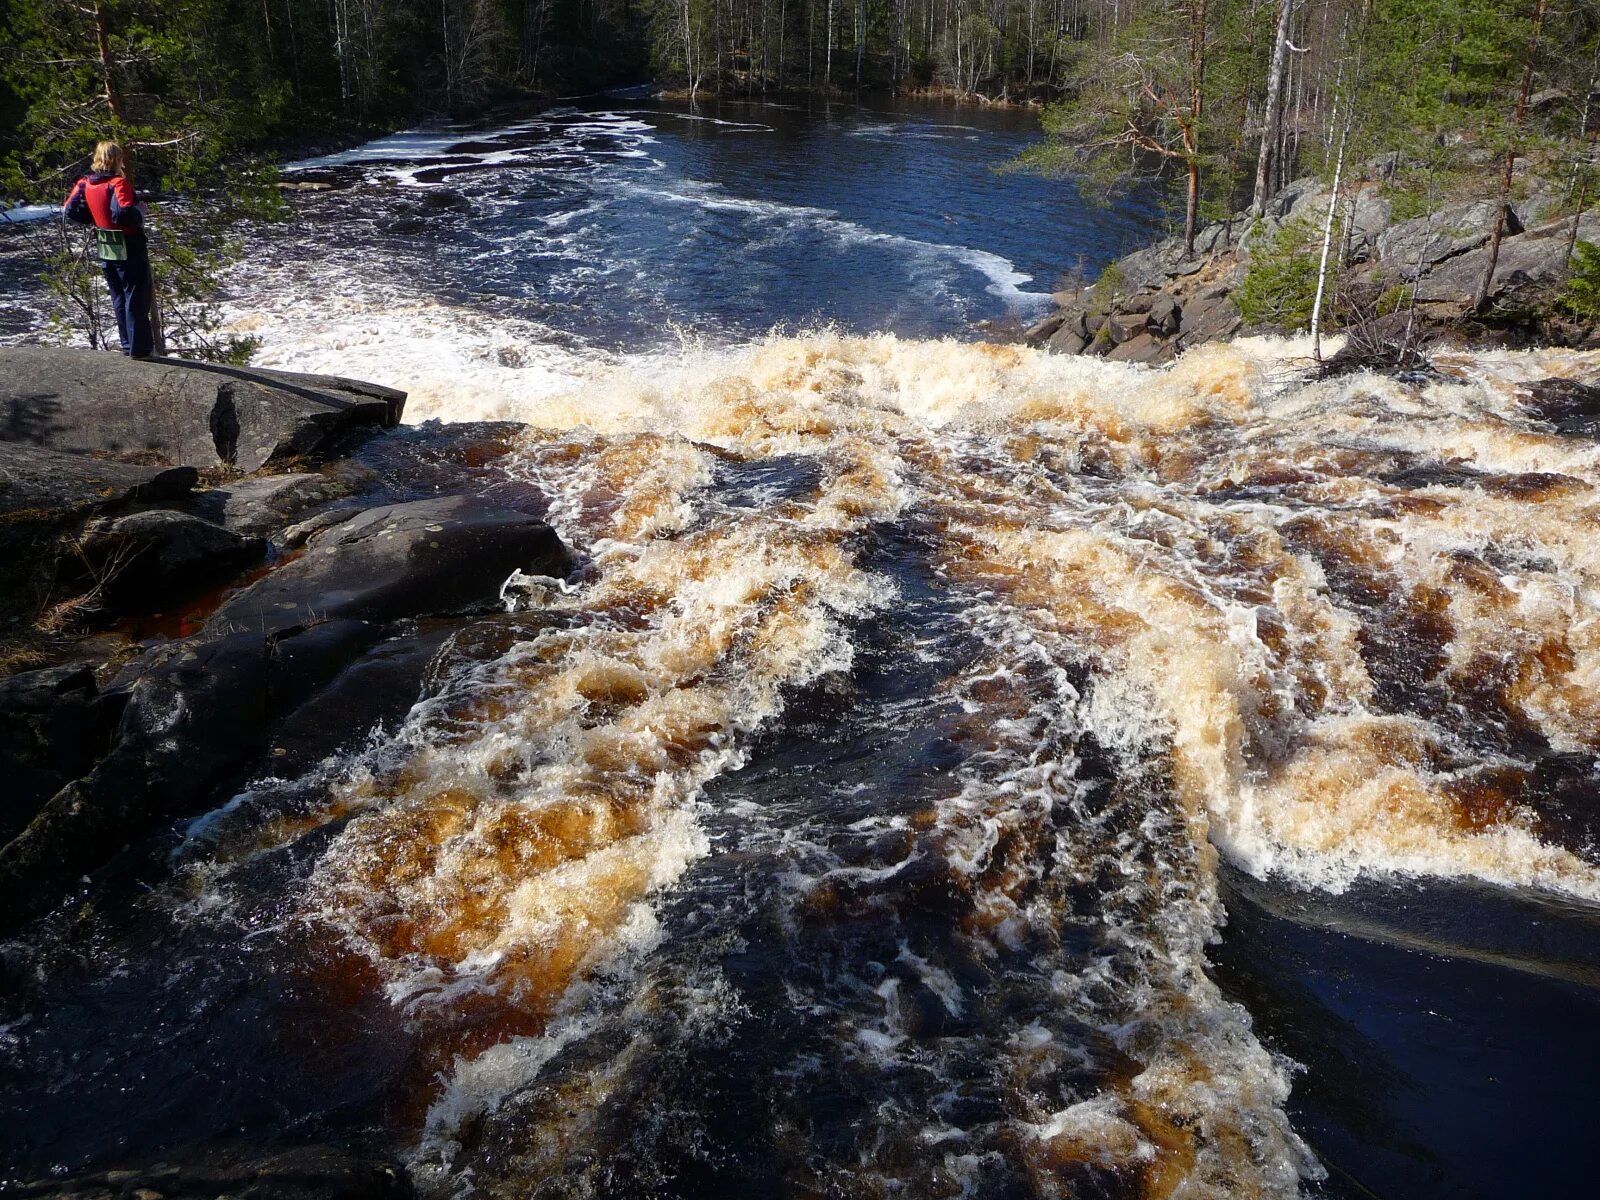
[1312,89,1350,362]
[1251,0,1295,216]
[1475,0,1547,312]
[91,0,125,121]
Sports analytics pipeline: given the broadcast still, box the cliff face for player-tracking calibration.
[1024,174,1600,365]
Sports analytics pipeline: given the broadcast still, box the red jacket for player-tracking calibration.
[63,173,144,236]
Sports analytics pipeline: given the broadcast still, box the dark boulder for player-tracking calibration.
[1106,311,1149,345]
[0,631,272,929]
[0,665,117,844]
[0,619,390,932]
[1518,377,1600,435]
[1022,311,1067,345]
[0,347,406,471]
[1148,293,1183,336]
[77,510,266,611]
[204,495,571,638]
[0,442,199,622]
[193,470,370,539]
[266,623,461,777]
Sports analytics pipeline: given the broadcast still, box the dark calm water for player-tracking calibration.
[1,89,1165,350]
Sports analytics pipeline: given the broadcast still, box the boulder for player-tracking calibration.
[1178,292,1243,345]
[6,1143,415,1200]
[265,624,461,776]
[1106,311,1149,345]
[1046,327,1088,355]
[0,442,197,520]
[0,631,272,929]
[1375,198,1509,276]
[205,495,571,637]
[1346,185,1393,261]
[1148,294,1183,336]
[0,347,406,471]
[78,510,265,611]
[0,442,199,622]
[200,470,368,538]
[0,665,116,844]
[1022,312,1067,345]
[1517,377,1600,435]
[1106,331,1173,365]
[0,616,403,931]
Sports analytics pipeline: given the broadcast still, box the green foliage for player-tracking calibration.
[1375,282,1415,317]
[1558,240,1600,321]
[1236,218,1323,332]
[1089,263,1127,311]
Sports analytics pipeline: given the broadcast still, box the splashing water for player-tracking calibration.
[141,330,1592,1198]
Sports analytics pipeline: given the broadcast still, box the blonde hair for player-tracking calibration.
[90,140,125,176]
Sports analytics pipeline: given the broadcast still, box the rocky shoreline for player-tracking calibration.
[1023,174,1600,366]
[0,349,573,941]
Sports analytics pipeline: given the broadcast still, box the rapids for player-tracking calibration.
[4,96,1600,1200]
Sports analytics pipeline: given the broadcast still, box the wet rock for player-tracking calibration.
[266,624,461,776]
[1106,311,1148,345]
[0,631,272,930]
[266,617,385,717]
[0,347,406,471]
[0,617,395,931]
[1518,377,1600,435]
[77,510,265,611]
[0,665,115,844]
[204,495,571,637]
[6,1143,415,1199]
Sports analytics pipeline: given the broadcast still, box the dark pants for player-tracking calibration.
[102,236,154,358]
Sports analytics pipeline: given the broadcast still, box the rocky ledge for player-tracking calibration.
[0,348,572,936]
[1024,174,1600,365]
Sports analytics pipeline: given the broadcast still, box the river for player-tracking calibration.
[3,92,1600,1200]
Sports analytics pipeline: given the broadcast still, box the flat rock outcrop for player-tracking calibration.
[0,347,406,470]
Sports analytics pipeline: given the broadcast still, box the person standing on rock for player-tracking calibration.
[62,140,155,359]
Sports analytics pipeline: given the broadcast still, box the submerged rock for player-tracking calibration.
[5,1143,415,1199]
[205,495,571,637]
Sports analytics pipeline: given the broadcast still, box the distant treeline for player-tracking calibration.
[4,0,1598,300]
[0,0,648,198]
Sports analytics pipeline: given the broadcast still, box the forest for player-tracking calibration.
[3,0,1598,298]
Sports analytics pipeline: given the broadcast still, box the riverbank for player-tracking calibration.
[1023,170,1600,367]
